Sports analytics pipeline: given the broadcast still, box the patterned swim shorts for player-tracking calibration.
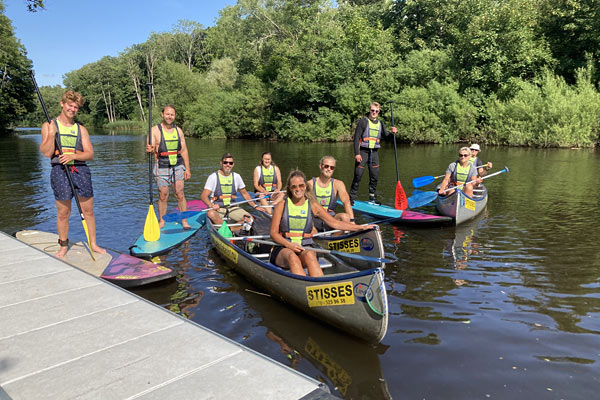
[153,164,186,188]
[51,164,94,201]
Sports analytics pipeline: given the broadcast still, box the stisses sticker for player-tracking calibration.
[464,198,476,211]
[306,281,355,307]
[327,238,360,253]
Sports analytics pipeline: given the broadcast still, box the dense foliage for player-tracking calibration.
[5,0,600,146]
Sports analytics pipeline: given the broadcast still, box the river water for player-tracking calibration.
[1,130,599,399]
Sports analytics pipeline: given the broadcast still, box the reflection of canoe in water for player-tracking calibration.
[14,230,176,288]
[237,281,392,399]
[207,219,389,344]
[435,184,488,225]
[344,200,452,226]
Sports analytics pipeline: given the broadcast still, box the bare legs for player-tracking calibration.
[55,197,105,258]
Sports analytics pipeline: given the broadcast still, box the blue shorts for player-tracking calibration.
[51,164,94,201]
[154,164,185,188]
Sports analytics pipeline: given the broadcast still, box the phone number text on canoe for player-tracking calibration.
[306,281,355,307]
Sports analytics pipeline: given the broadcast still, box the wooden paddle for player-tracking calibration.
[407,166,509,208]
[389,101,408,210]
[143,83,160,241]
[237,238,395,264]
[31,71,96,261]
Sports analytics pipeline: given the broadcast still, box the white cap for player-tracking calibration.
[470,144,481,151]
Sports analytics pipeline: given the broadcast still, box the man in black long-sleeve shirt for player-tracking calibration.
[349,102,397,204]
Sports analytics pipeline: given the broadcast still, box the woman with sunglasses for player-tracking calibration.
[270,170,374,277]
[253,152,283,214]
[438,147,482,197]
[306,155,354,233]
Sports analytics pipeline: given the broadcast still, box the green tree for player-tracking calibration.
[0,1,35,132]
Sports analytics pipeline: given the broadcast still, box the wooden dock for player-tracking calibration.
[0,231,333,399]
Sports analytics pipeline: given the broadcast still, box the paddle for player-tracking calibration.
[413,161,492,188]
[236,238,395,264]
[407,166,510,209]
[31,70,95,261]
[143,83,160,241]
[412,174,445,188]
[389,101,408,210]
[162,194,272,222]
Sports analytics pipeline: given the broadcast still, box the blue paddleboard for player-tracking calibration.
[341,200,452,226]
[130,200,207,258]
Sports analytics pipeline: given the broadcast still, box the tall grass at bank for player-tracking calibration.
[486,69,600,147]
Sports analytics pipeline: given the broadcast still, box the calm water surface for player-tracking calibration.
[1,130,599,399]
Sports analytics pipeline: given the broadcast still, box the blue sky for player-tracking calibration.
[5,0,235,87]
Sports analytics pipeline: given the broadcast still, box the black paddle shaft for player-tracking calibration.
[389,101,400,182]
[147,82,154,205]
[31,71,86,219]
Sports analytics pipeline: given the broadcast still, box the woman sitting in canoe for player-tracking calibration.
[270,169,374,277]
[253,151,283,214]
[438,147,483,198]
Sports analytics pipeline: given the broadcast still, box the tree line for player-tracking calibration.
[3,0,600,147]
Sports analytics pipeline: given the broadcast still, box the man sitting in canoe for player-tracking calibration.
[201,153,259,227]
[469,143,493,177]
[270,169,374,277]
[306,155,355,233]
[438,147,483,198]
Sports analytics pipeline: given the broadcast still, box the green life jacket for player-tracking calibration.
[157,124,182,168]
[259,165,277,192]
[360,119,381,149]
[50,119,84,166]
[451,162,477,186]
[212,172,237,206]
[312,177,336,214]
[280,197,314,246]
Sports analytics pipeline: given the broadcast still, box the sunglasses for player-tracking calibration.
[321,164,335,170]
[290,183,306,190]
[370,109,380,113]
[458,154,470,158]
[222,160,234,165]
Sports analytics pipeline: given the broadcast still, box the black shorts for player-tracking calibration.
[51,164,94,201]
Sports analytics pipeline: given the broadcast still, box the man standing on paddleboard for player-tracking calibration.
[39,90,106,258]
[349,101,397,205]
[146,105,192,229]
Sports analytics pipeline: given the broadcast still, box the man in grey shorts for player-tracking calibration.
[145,105,191,229]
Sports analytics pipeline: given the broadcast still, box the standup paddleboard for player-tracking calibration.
[129,200,207,258]
[342,200,453,226]
[14,230,176,288]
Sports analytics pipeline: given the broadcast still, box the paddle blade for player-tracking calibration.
[144,205,161,241]
[412,175,435,188]
[395,181,408,210]
[81,218,96,261]
[407,191,438,209]
[162,210,202,222]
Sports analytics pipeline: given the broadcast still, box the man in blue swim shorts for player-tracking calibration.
[39,90,106,258]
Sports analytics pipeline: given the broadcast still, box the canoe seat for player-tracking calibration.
[319,258,333,269]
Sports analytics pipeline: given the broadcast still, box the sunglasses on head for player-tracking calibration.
[290,183,306,190]
[321,164,335,170]
[222,160,234,165]
[459,154,470,158]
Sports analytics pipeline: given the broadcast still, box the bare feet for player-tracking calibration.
[182,219,191,230]
[159,219,165,228]
[91,243,107,255]
[55,246,68,258]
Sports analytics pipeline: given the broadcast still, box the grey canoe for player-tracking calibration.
[435,184,488,225]
[208,220,389,344]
